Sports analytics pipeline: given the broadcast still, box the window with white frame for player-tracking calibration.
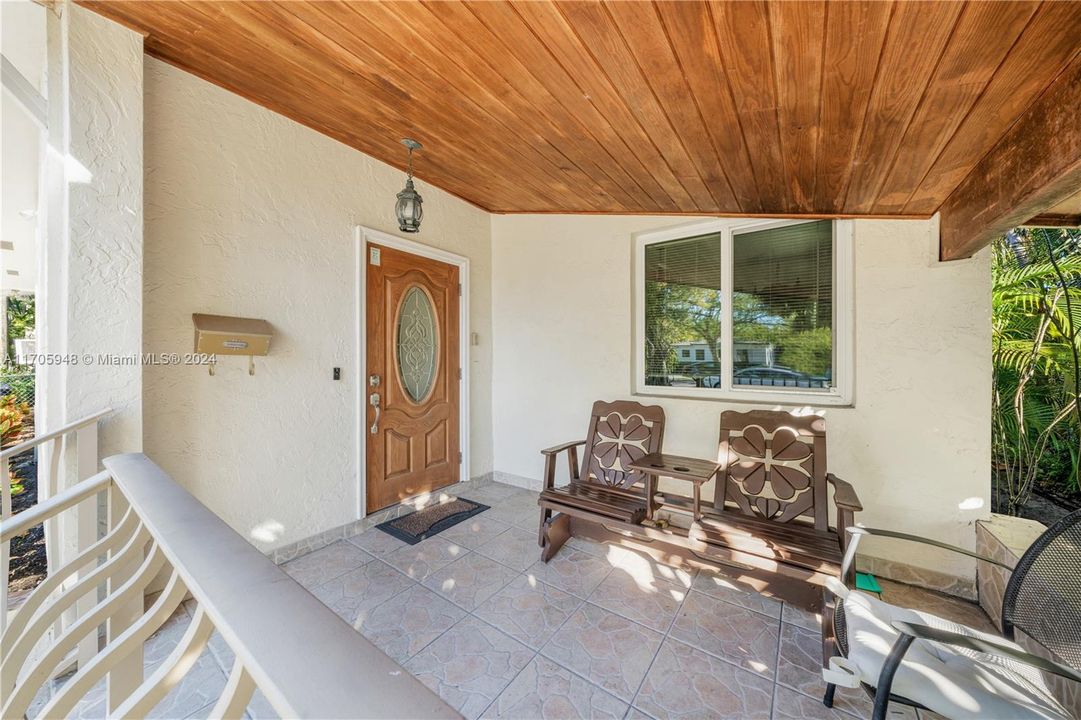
[636,219,853,404]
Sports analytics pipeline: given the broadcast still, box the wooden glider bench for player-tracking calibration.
[537,404,862,612]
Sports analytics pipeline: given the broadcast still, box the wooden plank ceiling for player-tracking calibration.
[83,1,1081,231]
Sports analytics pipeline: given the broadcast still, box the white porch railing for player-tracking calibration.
[2,408,109,654]
[2,451,459,719]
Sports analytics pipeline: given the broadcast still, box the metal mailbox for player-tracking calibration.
[192,313,273,357]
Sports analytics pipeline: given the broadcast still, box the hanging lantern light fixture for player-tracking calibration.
[395,138,423,233]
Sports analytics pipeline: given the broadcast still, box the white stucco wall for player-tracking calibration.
[142,58,493,553]
[38,1,143,458]
[490,214,991,582]
[138,44,991,584]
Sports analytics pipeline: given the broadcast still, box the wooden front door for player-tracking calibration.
[366,243,460,513]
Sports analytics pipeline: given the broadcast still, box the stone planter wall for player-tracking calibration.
[977,514,1080,718]
[856,554,977,601]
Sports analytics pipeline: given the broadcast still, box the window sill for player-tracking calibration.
[633,385,853,408]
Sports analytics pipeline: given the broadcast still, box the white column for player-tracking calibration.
[41,0,144,480]
[37,0,145,680]
[41,0,143,458]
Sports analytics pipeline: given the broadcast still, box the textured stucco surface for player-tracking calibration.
[38,2,143,457]
[67,4,144,455]
[143,58,492,553]
[490,214,992,582]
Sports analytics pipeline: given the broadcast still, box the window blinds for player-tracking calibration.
[643,233,722,386]
[732,221,833,387]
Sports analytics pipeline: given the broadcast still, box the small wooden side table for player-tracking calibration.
[629,452,721,522]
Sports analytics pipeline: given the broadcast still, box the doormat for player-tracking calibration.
[375,498,489,545]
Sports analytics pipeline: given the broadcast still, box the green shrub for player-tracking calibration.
[992,228,1081,513]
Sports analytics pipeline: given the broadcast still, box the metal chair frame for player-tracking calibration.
[823,509,1081,720]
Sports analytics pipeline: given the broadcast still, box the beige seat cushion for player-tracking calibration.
[844,591,1069,720]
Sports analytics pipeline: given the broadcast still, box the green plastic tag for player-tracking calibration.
[855,572,882,595]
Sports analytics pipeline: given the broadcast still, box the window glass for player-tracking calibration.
[396,286,438,402]
[643,234,722,389]
[732,221,833,389]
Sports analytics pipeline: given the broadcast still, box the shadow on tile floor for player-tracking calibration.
[30,481,982,720]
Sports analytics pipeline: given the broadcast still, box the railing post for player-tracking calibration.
[73,423,100,669]
[40,436,62,576]
[40,436,64,648]
[1,459,11,633]
[106,481,143,711]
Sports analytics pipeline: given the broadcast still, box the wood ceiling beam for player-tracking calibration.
[938,54,1081,261]
[1023,213,1081,228]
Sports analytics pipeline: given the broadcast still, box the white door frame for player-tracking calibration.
[354,225,470,519]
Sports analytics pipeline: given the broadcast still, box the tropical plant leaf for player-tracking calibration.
[992,228,1081,512]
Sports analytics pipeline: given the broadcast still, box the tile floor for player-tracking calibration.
[284,482,983,720]
[32,481,989,719]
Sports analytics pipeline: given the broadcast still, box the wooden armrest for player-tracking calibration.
[541,441,584,490]
[826,474,862,511]
[891,621,1081,684]
[541,440,586,456]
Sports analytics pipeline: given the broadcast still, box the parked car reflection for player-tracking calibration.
[734,365,829,389]
[648,364,830,390]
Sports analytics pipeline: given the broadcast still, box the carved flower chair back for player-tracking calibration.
[718,410,829,530]
[581,400,666,490]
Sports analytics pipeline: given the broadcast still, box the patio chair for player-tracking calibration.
[822,508,1081,720]
[537,400,665,561]
[697,410,862,583]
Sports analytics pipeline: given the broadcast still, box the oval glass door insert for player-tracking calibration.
[396,285,438,403]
